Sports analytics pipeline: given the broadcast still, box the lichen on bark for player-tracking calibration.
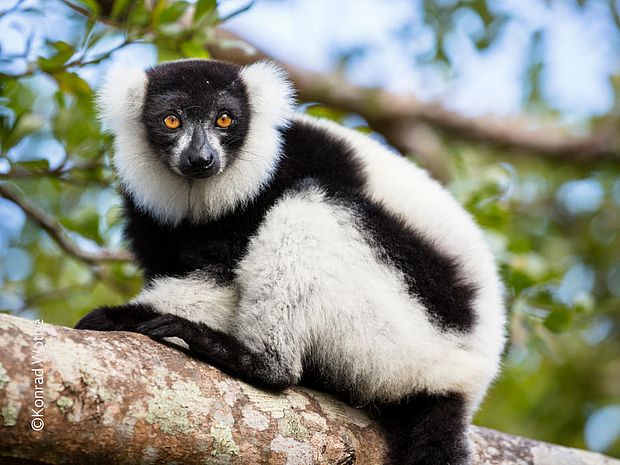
[0,314,618,465]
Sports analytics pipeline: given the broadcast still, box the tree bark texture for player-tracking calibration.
[0,314,618,465]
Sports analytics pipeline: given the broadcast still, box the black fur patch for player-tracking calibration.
[372,392,470,465]
[74,302,158,332]
[350,197,478,331]
[122,117,476,331]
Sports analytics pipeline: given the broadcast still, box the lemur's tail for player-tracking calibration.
[373,392,471,465]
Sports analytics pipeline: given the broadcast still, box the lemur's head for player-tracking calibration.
[142,60,251,180]
[98,59,295,224]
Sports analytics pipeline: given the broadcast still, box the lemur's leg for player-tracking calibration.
[374,392,472,465]
[132,312,295,390]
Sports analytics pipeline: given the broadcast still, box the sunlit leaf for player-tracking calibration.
[13,159,50,172]
[194,0,217,24]
[74,0,101,15]
[37,41,75,72]
[60,208,102,244]
[159,1,190,24]
[52,71,91,97]
[180,38,209,58]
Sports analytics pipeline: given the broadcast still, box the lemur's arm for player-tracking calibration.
[76,272,235,333]
[135,313,296,390]
[75,273,299,390]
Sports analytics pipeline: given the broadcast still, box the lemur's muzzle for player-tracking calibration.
[179,125,220,179]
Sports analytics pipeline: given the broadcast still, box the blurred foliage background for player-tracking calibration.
[1,0,619,456]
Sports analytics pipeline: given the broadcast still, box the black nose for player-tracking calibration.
[188,152,214,170]
[178,126,220,179]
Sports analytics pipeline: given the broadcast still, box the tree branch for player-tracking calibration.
[0,163,112,187]
[0,184,132,264]
[0,314,618,464]
[207,29,620,165]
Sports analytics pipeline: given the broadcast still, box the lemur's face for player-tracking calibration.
[142,60,251,180]
[98,58,294,222]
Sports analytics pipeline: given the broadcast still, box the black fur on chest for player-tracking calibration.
[122,197,256,284]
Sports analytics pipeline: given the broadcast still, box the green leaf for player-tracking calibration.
[528,287,556,307]
[110,0,133,19]
[180,38,210,58]
[74,0,101,14]
[13,159,50,172]
[52,96,101,157]
[159,1,190,24]
[157,46,184,62]
[507,269,536,294]
[2,113,44,152]
[37,41,76,72]
[52,72,92,97]
[543,307,574,333]
[194,0,217,24]
[60,208,102,244]
[127,3,150,26]
[150,0,167,25]
[303,104,346,122]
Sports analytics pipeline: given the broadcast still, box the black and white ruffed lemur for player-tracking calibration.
[76,58,506,465]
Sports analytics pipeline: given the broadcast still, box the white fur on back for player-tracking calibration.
[141,181,501,405]
[99,60,295,224]
[293,114,506,408]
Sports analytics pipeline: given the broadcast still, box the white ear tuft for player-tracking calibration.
[239,61,296,127]
[96,63,148,133]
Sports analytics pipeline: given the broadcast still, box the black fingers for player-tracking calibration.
[74,303,158,332]
[135,313,297,391]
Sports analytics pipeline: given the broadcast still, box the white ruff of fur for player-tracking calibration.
[98,61,295,224]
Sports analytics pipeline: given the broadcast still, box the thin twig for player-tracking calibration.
[0,157,112,186]
[0,184,132,264]
[60,0,113,25]
[217,0,255,24]
[0,37,133,79]
[0,0,26,20]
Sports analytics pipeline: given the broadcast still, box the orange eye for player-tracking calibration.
[216,113,233,128]
[163,114,181,129]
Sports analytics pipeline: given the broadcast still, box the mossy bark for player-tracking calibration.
[0,314,618,465]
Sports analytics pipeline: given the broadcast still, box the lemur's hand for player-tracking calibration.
[135,314,201,342]
[74,303,157,332]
